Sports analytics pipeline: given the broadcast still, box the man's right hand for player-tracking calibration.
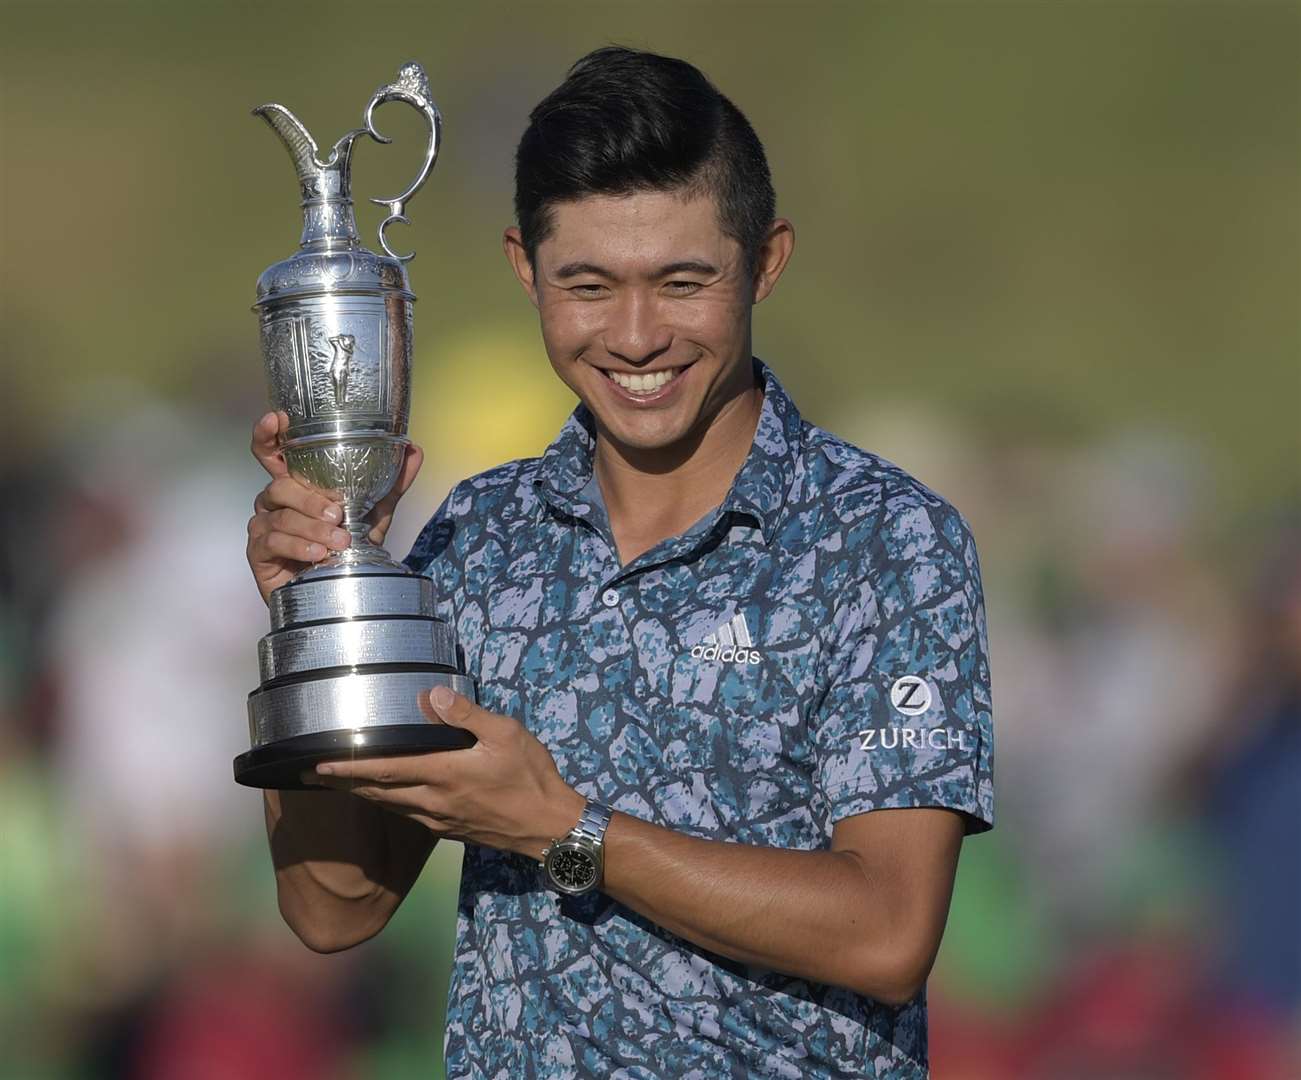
[245,410,424,605]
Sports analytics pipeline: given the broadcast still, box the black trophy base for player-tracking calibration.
[233,724,477,790]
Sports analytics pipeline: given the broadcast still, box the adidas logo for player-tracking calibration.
[690,612,762,666]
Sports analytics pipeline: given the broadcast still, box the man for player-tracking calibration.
[245,47,994,1078]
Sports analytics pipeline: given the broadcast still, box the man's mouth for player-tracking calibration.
[601,365,689,396]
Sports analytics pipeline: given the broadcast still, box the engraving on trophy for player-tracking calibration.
[318,252,357,284]
[261,317,307,419]
[281,440,404,513]
[384,301,414,419]
[303,310,384,417]
[328,334,355,406]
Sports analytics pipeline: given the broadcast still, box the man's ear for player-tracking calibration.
[752,218,795,304]
[503,227,540,309]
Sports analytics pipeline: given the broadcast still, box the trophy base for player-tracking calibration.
[242,568,479,792]
[299,541,408,578]
[234,723,476,790]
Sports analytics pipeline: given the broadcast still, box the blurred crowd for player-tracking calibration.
[4,0,1295,1074]
[1,383,1297,1080]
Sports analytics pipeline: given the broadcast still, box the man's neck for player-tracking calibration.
[592,377,764,566]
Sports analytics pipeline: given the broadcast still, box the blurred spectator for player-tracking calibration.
[46,395,264,951]
[1180,518,1301,1033]
[991,429,1235,937]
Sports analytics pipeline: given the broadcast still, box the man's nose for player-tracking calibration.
[601,289,672,366]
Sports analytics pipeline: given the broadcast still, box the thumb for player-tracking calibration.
[366,442,423,544]
[250,410,291,478]
[429,686,495,735]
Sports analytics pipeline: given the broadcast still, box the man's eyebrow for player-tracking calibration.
[656,260,719,277]
[549,259,721,280]
[552,261,613,279]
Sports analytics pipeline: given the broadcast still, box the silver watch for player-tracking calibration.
[541,799,613,896]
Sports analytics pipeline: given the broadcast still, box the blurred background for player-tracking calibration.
[2,1,1298,1077]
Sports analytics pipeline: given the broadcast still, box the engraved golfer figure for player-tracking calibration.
[328,333,355,407]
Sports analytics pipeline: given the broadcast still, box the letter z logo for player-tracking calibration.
[889,675,932,716]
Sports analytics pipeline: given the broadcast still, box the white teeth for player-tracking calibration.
[608,367,681,393]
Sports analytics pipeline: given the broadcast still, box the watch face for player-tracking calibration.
[548,844,599,893]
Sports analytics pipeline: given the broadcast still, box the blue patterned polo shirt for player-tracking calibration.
[404,358,995,1079]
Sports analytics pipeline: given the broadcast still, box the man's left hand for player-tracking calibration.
[305,687,586,861]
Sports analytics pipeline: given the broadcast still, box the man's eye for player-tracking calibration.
[570,284,606,298]
[665,280,703,295]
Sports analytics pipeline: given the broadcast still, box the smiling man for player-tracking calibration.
[246,47,994,1079]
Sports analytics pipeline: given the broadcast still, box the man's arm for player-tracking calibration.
[307,691,968,1001]
[245,410,436,951]
[263,787,437,953]
[599,805,965,1006]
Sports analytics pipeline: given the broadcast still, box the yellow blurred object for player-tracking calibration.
[411,327,577,476]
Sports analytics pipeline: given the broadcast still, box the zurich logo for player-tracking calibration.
[889,675,933,715]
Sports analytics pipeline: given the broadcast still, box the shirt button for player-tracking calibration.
[601,588,620,608]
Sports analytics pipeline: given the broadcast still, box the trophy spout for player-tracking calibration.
[253,104,368,250]
[251,103,323,185]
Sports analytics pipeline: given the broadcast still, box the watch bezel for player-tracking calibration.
[543,836,603,896]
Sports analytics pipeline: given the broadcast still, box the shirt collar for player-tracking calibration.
[534,357,804,544]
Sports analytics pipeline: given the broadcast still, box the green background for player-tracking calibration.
[2,2,1297,1076]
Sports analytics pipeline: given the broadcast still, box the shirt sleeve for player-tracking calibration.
[402,488,457,576]
[812,497,994,837]
[401,487,463,631]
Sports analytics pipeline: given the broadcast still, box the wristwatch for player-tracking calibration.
[541,799,613,896]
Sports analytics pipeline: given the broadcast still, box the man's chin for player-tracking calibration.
[587,412,691,455]
[600,427,683,454]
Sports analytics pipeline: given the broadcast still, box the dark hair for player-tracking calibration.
[514,47,775,270]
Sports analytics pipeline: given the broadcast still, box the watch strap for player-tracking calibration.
[571,799,613,847]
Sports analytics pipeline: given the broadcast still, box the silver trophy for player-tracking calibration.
[235,62,476,789]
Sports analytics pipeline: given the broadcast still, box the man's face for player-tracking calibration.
[509,190,763,456]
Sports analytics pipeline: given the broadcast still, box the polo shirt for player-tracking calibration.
[404,358,995,1079]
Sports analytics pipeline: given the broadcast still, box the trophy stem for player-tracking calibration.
[343,509,397,561]
[309,517,407,574]
[344,516,373,547]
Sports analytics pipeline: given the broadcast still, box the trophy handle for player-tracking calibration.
[362,61,442,263]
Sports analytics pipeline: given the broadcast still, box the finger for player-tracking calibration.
[366,514,391,546]
[246,506,344,547]
[314,753,440,785]
[365,802,447,833]
[250,411,289,478]
[428,687,498,737]
[314,777,432,812]
[361,798,450,834]
[254,479,343,523]
[366,443,424,542]
[257,477,344,524]
[250,529,328,566]
[394,442,424,497]
[259,507,351,551]
[381,804,450,834]
[417,690,447,726]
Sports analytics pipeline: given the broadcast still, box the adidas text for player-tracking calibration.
[691,642,762,665]
[692,612,762,665]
